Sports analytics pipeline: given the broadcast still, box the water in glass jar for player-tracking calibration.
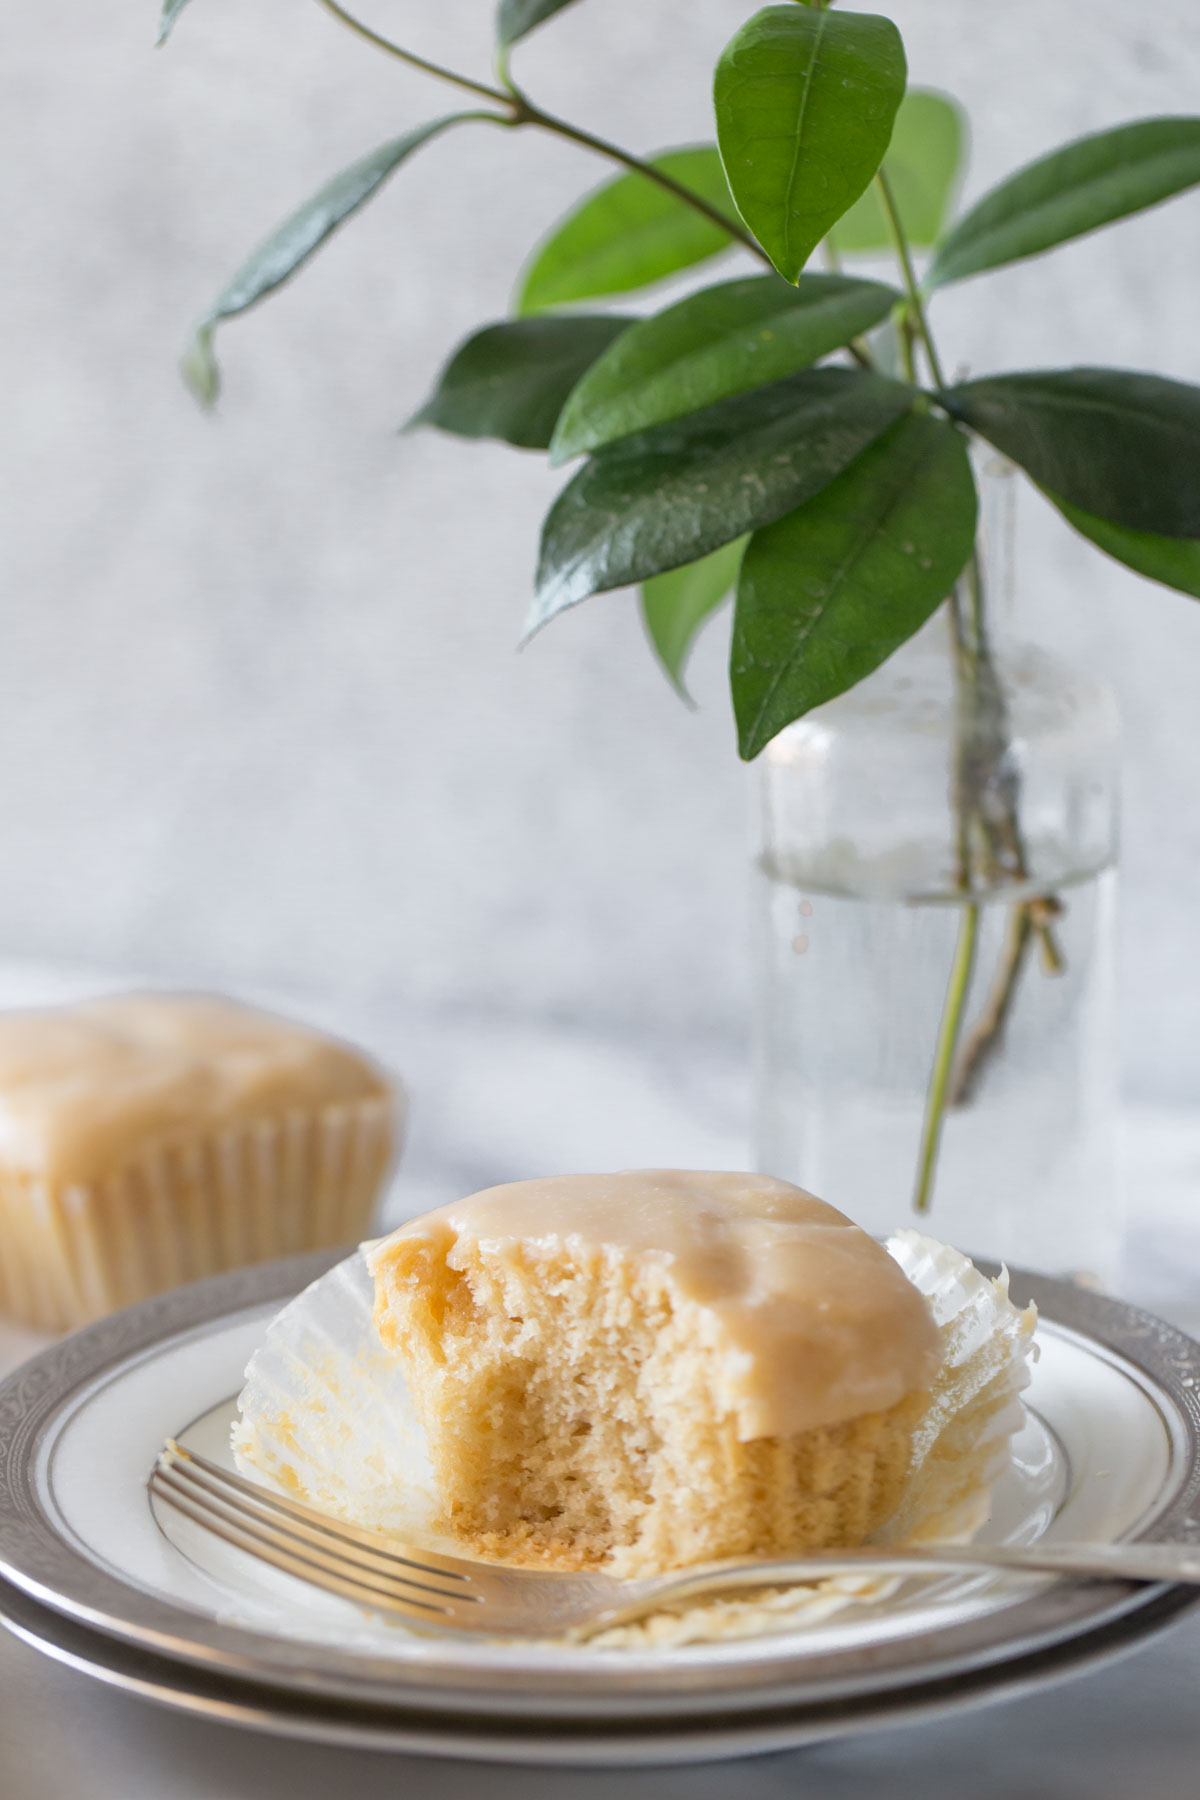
[754,861,1119,1279]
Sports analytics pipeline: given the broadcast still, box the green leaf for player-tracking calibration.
[829,89,966,252]
[641,539,747,700]
[928,116,1200,289]
[549,272,899,464]
[1047,493,1200,601]
[156,0,192,45]
[942,369,1200,537]
[497,0,580,48]
[714,6,907,283]
[180,328,219,406]
[515,147,738,314]
[732,414,977,760]
[409,315,633,450]
[530,366,913,635]
[182,116,475,406]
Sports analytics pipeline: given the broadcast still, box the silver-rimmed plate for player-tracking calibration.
[1,1251,1199,1761]
[1,1567,1195,1767]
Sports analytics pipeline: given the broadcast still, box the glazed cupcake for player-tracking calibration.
[369,1171,942,1573]
[235,1170,1036,1607]
[0,993,401,1333]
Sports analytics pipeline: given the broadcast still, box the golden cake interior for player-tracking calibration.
[370,1172,941,1575]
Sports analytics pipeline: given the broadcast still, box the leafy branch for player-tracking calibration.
[175,0,777,400]
[161,0,1200,1218]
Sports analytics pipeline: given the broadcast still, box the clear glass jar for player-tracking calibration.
[753,606,1121,1282]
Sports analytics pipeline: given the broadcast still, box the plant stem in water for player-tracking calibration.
[948,904,1034,1106]
[943,555,1067,1101]
[912,903,980,1213]
[876,178,1067,1199]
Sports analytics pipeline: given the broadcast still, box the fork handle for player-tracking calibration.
[604,1540,1200,1627]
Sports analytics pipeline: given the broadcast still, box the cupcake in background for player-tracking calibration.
[0,992,402,1333]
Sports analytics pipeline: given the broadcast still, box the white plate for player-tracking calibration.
[1,1250,1199,1764]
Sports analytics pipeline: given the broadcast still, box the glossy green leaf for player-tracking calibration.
[1048,493,1200,600]
[928,116,1200,289]
[942,369,1200,537]
[497,0,581,48]
[714,6,907,283]
[732,414,977,760]
[156,0,192,45]
[516,148,738,315]
[830,89,966,252]
[641,539,747,700]
[409,315,632,450]
[549,273,899,464]
[183,116,474,405]
[530,366,913,635]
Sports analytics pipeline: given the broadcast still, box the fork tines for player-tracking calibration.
[148,1440,483,1625]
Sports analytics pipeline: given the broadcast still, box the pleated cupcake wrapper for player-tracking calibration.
[234,1229,1037,1646]
[233,1251,441,1539]
[0,1094,397,1334]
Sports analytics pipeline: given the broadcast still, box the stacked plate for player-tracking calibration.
[1,1250,1198,1768]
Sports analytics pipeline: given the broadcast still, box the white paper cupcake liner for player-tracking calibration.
[234,1227,1036,1645]
[0,1094,398,1334]
[233,1249,440,1540]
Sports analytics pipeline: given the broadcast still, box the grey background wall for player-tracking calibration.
[2,0,1199,1098]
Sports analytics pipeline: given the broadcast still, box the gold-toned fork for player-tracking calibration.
[149,1439,1200,1641]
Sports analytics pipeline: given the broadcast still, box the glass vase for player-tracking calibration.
[752,519,1121,1281]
